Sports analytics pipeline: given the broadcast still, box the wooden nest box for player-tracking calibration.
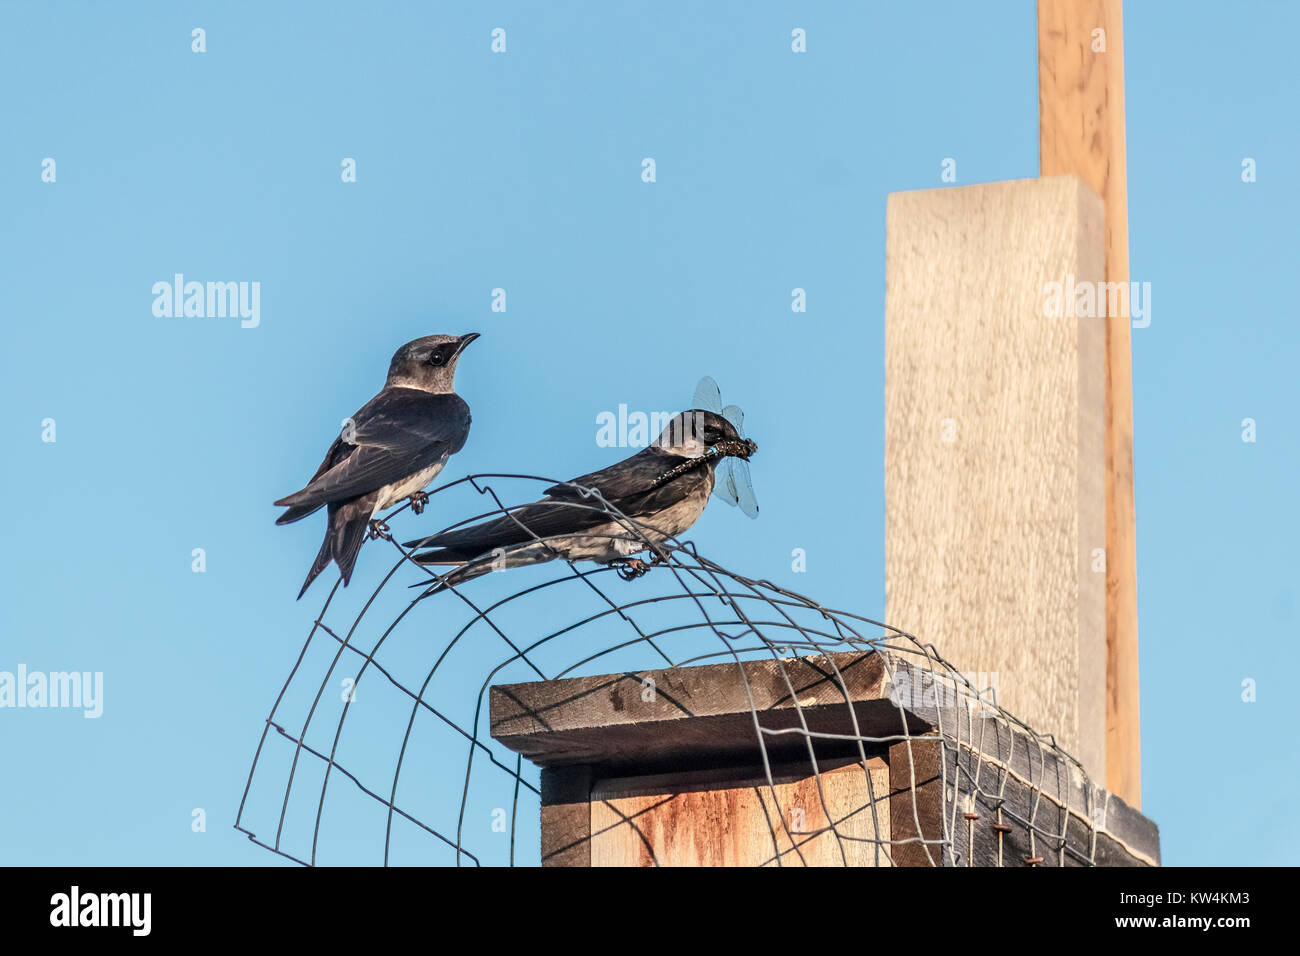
[489,649,1159,866]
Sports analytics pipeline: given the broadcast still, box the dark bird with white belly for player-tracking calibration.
[405,409,756,590]
[275,333,479,598]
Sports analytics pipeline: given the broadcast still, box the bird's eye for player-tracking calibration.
[428,349,447,367]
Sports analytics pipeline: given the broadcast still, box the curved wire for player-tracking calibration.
[235,473,1102,868]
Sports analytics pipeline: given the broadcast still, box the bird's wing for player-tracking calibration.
[410,499,621,558]
[410,454,707,560]
[275,434,353,524]
[543,446,681,500]
[275,389,470,512]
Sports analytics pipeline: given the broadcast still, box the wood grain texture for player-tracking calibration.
[884,175,1108,784]
[541,765,593,867]
[489,652,931,772]
[888,736,946,867]
[940,710,1157,866]
[1037,0,1140,808]
[493,649,1159,866]
[590,759,891,867]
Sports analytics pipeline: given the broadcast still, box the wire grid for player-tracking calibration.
[235,472,1107,867]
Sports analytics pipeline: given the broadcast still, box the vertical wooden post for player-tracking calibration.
[1037,0,1140,807]
[884,175,1109,786]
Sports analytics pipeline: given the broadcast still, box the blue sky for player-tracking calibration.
[1,1,1295,866]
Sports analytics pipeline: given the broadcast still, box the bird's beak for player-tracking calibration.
[453,332,481,357]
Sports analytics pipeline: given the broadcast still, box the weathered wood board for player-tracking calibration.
[494,649,1159,866]
[492,651,925,773]
[884,175,1108,785]
[1038,0,1142,809]
[590,759,891,867]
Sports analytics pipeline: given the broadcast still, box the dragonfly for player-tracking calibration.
[692,376,759,518]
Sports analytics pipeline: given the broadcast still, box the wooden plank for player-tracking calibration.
[590,758,891,867]
[884,175,1109,784]
[490,652,927,772]
[943,711,1158,867]
[1038,0,1141,808]
[540,765,592,867]
[888,736,946,866]
[496,649,1159,866]
[884,716,1158,867]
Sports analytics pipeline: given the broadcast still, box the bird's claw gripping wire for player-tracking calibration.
[367,519,391,540]
[614,552,666,581]
[408,491,430,515]
[615,559,649,581]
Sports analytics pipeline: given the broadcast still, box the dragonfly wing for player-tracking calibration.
[731,459,760,518]
[712,459,740,508]
[692,379,758,517]
[721,403,745,436]
[693,376,723,413]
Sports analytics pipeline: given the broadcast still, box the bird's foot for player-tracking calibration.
[367,519,391,540]
[408,491,430,515]
[615,558,652,581]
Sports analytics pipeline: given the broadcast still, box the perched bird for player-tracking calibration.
[405,409,757,589]
[275,333,479,598]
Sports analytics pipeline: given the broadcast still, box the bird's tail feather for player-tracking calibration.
[331,501,372,588]
[277,502,323,526]
[408,542,563,592]
[427,557,500,592]
[297,534,333,600]
[296,498,375,600]
[410,547,472,565]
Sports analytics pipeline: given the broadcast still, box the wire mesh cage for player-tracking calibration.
[236,473,1152,867]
